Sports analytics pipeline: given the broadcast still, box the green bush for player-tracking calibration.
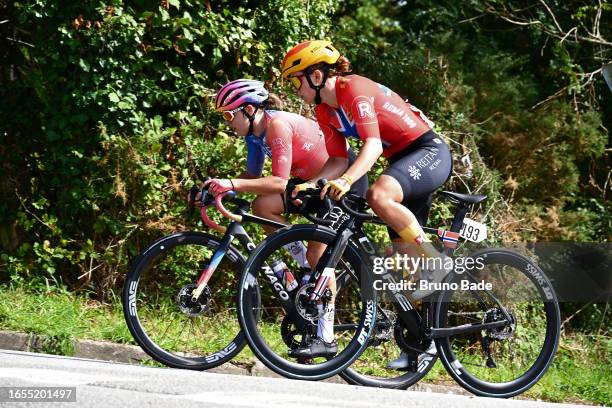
[0,0,609,297]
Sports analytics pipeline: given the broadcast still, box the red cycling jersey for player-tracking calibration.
[265,111,329,180]
[315,75,434,158]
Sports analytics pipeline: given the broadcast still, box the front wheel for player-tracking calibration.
[434,248,560,397]
[237,224,377,381]
[122,231,251,370]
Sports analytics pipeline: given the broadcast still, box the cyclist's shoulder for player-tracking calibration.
[265,117,294,148]
[336,74,377,93]
[268,112,295,128]
[336,75,383,108]
[269,110,311,127]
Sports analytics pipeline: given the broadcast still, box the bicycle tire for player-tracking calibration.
[122,231,255,370]
[433,248,560,397]
[237,224,377,380]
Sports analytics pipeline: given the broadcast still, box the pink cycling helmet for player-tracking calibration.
[215,79,269,111]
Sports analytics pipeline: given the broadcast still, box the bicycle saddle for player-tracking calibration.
[440,191,487,205]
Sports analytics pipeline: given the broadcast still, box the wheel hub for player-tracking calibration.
[483,308,516,340]
[177,284,211,316]
[294,283,321,322]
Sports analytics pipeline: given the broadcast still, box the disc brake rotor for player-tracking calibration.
[483,308,516,340]
[177,284,211,317]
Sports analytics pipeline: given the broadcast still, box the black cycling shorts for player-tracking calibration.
[283,148,368,217]
[383,130,453,239]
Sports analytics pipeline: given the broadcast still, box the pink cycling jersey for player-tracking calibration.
[315,75,433,158]
[265,111,329,180]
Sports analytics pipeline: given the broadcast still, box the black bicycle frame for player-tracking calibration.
[320,200,512,343]
[191,203,286,301]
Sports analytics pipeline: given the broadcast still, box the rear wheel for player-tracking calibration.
[434,248,560,397]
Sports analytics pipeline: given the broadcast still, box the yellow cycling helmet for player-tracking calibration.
[281,40,340,79]
[281,40,341,104]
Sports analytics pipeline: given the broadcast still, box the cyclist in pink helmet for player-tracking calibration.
[205,79,367,270]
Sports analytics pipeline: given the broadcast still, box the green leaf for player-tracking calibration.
[108,92,120,103]
[212,47,222,65]
[193,44,204,56]
[117,101,131,110]
[78,59,90,72]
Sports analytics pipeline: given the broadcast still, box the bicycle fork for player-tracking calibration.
[191,221,253,302]
[309,227,353,302]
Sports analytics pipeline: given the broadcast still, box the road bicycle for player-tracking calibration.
[237,185,561,397]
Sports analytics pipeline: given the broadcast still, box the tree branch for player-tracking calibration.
[538,0,564,33]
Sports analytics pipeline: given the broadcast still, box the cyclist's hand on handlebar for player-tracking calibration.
[322,176,352,201]
[291,181,317,198]
[290,181,317,205]
[204,178,233,197]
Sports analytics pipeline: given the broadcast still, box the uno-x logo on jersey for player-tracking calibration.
[302,142,314,151]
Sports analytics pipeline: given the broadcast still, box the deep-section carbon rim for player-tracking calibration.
[122,231,250,370]
[433,248,561,397]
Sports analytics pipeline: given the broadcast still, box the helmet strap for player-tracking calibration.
[304,66,329,105]
[242,105,259,136]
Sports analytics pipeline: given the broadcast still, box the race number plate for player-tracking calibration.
[460,218,487,242]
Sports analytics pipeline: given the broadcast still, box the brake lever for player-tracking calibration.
[187,175,212,218]
[188,185,200,216]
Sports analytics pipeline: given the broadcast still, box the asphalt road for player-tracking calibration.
[0,349,589,408]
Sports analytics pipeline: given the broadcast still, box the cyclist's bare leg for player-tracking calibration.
[367,175,442,259]
[253,194,336,344]
[252,194,286,234]
[391,238,421,279]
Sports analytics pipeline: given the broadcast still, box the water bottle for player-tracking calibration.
[271,260,298,291]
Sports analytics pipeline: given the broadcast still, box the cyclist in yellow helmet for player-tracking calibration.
[282,40,453,365]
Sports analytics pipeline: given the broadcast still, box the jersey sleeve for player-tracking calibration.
[315,105,348,158]
[267,119,293,180]
[245,135,265,177]
[349,94,381,142]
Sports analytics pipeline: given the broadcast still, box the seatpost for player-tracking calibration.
[449,203,471,234]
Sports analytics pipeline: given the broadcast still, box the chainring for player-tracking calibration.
[281,315,317,349]
[393,318,431,354]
